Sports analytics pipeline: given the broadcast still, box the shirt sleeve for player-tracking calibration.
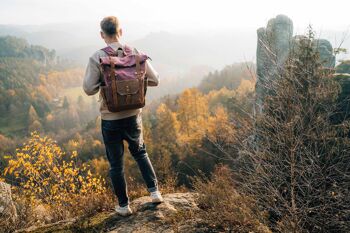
[133,47,160,87]
[83,55,101,96]
[145,60,160,87]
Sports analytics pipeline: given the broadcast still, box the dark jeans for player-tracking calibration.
[101,114,159,207]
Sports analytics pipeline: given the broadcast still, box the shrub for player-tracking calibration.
[4,132,111,226]
[188,165,271,233]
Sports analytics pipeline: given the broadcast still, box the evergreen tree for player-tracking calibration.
[28,105,40,125]
[62,96,69,109]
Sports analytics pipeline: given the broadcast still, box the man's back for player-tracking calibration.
[83,41,160,120]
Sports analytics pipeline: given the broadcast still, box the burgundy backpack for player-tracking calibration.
[99,45,148,112]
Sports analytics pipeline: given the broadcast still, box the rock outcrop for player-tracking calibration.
[0,182,17,225]
[17,192,202,233]
[255,15,350,131]
[256,15,294,111]
[255,15,336,112]
[313,39,336,68]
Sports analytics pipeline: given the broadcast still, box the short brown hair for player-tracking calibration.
[100,16,120,36]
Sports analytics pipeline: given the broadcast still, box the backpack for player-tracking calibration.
[99,45,148,112]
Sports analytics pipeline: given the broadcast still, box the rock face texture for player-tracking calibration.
[256,15,294,111]
[313,39,336,68]
[109,192,199,233]
[255,15,336,112]
[18,192,201,233]
[0,182,17,225]
[256,15,293,82]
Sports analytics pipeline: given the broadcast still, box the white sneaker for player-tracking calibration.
[150,190,164,203]
[115,205,133,216]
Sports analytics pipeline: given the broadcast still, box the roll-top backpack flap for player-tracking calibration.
[100,54,148,68]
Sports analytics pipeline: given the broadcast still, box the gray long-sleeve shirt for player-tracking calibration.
[83,41,159,120]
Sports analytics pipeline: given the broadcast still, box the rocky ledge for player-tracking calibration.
[17,192,202,233]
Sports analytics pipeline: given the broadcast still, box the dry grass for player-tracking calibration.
[167,165,271,233]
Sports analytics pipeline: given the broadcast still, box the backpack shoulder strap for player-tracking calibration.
[101,46,117,56]
[123,45,134,55]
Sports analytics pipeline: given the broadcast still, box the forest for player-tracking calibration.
[1,14,350,233]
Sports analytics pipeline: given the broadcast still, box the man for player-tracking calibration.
[83,16,163,216]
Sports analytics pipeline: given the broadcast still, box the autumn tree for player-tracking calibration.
[4,132,108,222]
[155,103,180,143]
[177,88,209,143]
[198,63,255,93]
[27,105,43,132]
[149,103,180,189]
[206,106,235,147]
[28,105,39,124]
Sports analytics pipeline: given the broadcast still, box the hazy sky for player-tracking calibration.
[1,0,349,33]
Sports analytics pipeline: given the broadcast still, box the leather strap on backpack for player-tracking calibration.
[109,56,118,107]
[135,55,146,103]
[135,55,141,75]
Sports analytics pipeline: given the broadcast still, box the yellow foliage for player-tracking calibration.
[207,87,235,109]
[4,132,106,209]
[177,88,209,143]
[206,106,236,144]
[89,157,109,180]
[93,140,102,148]
[155,103,180,143]
[67,139,80,149]
[236,79,255,96]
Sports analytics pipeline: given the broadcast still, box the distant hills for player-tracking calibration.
[0,23,258,76]
[0,35,254,136]
[0,36,82,135]
[0,36,55,62]
[1,22,349,78]
[1,21,349,109]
